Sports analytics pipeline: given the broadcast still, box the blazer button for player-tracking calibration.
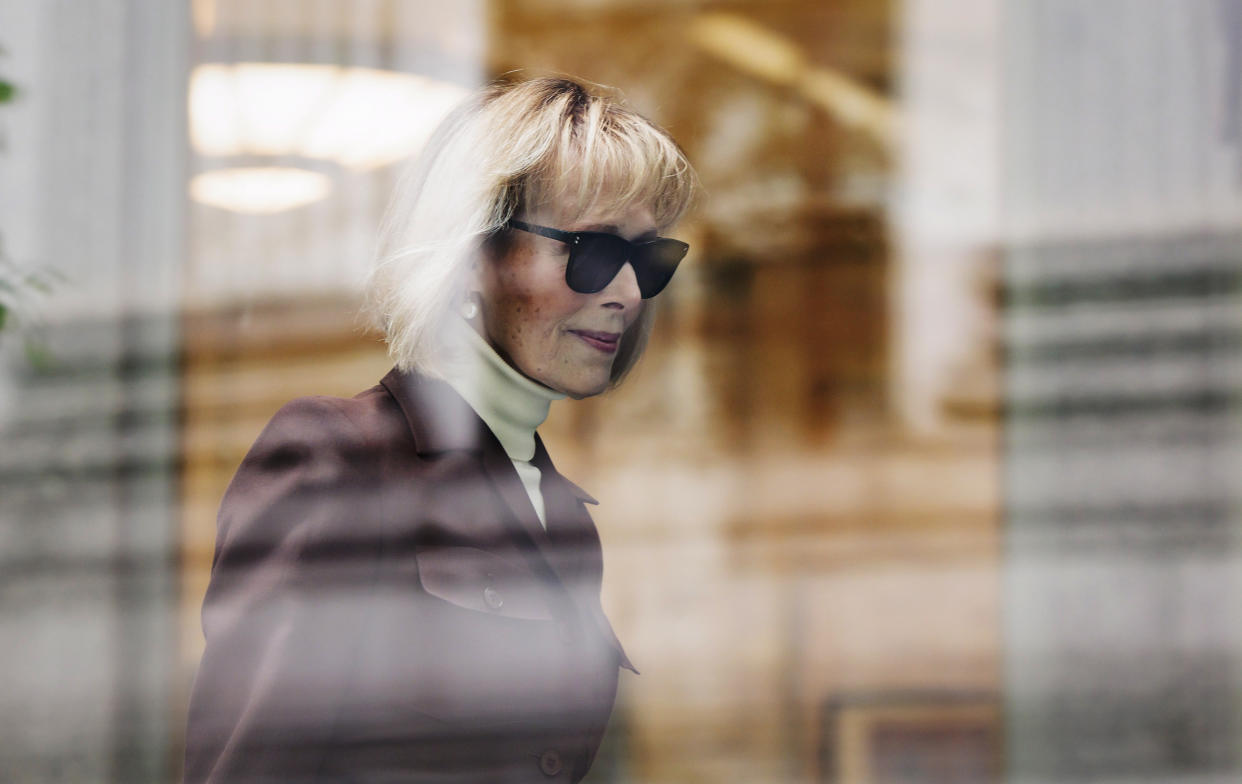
[483,586,504,610]
[538,749,562,776]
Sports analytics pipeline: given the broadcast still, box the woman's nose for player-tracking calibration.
[600,261,642,309]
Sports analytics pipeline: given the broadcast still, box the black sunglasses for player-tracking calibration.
[507,219,689,299]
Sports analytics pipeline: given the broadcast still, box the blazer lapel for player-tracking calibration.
[533,438,638,675]
[380,366,637,673]
[477,432,556,554]
[532,436,598,582]
[381,367,570,588]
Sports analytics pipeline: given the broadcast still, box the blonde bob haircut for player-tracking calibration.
[363,76,697,385]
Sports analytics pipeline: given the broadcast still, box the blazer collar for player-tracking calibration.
[532,435,599,506]
[381,366,489,453]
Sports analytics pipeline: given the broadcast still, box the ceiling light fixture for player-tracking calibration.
[188,63,469,212]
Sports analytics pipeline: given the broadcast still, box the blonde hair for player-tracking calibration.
[362,76,697,384]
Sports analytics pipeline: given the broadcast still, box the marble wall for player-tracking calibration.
[0,1,188,782]
[1002,2,1242,781]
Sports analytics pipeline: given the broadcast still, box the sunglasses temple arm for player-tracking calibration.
[508,219,575,244]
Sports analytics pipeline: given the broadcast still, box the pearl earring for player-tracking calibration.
[461,296,479,320]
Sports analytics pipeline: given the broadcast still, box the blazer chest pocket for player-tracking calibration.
[415,546,556,621]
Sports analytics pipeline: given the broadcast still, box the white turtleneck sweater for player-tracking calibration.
[441,322,566,529]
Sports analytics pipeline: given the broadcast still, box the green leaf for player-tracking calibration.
[25,340,52,370]
[0,80,14,104]
[0,303,7,331]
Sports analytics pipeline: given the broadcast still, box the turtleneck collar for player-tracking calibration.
[440,319,565,462]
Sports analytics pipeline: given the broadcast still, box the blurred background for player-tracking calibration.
[1,0,1240,782]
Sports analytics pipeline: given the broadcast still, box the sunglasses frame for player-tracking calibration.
[506,218,689,299]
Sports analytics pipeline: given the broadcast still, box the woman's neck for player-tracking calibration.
[441,320,565,461]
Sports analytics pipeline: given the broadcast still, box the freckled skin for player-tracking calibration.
[474,202,655,399]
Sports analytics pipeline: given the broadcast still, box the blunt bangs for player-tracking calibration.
[512,84,698,232]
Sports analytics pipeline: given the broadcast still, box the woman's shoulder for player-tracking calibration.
[214,384,410,547]
[234,376,419,471]
[257,382,405,452]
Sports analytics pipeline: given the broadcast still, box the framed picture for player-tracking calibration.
[819,692,1001,784]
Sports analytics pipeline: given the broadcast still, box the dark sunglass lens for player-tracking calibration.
[565,233,689,297]
[633,240,689,298]
[566,233,629,293]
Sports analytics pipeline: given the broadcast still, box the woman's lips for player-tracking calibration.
[570,329,620,353]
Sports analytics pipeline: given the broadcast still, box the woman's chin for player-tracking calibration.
[553,371,612,400]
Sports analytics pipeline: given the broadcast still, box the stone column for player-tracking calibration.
[0,1,188,782]
[1001,1,1242,781]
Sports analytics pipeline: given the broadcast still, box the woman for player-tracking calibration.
[183,76,696,783]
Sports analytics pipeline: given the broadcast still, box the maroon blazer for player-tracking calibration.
[183,367,636,784]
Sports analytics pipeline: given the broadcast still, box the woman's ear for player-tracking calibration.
[468,256,480,287]
[459,255,483,322]
[480,223,514,266]
[463,247,494,321]
[466,251,487,296]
